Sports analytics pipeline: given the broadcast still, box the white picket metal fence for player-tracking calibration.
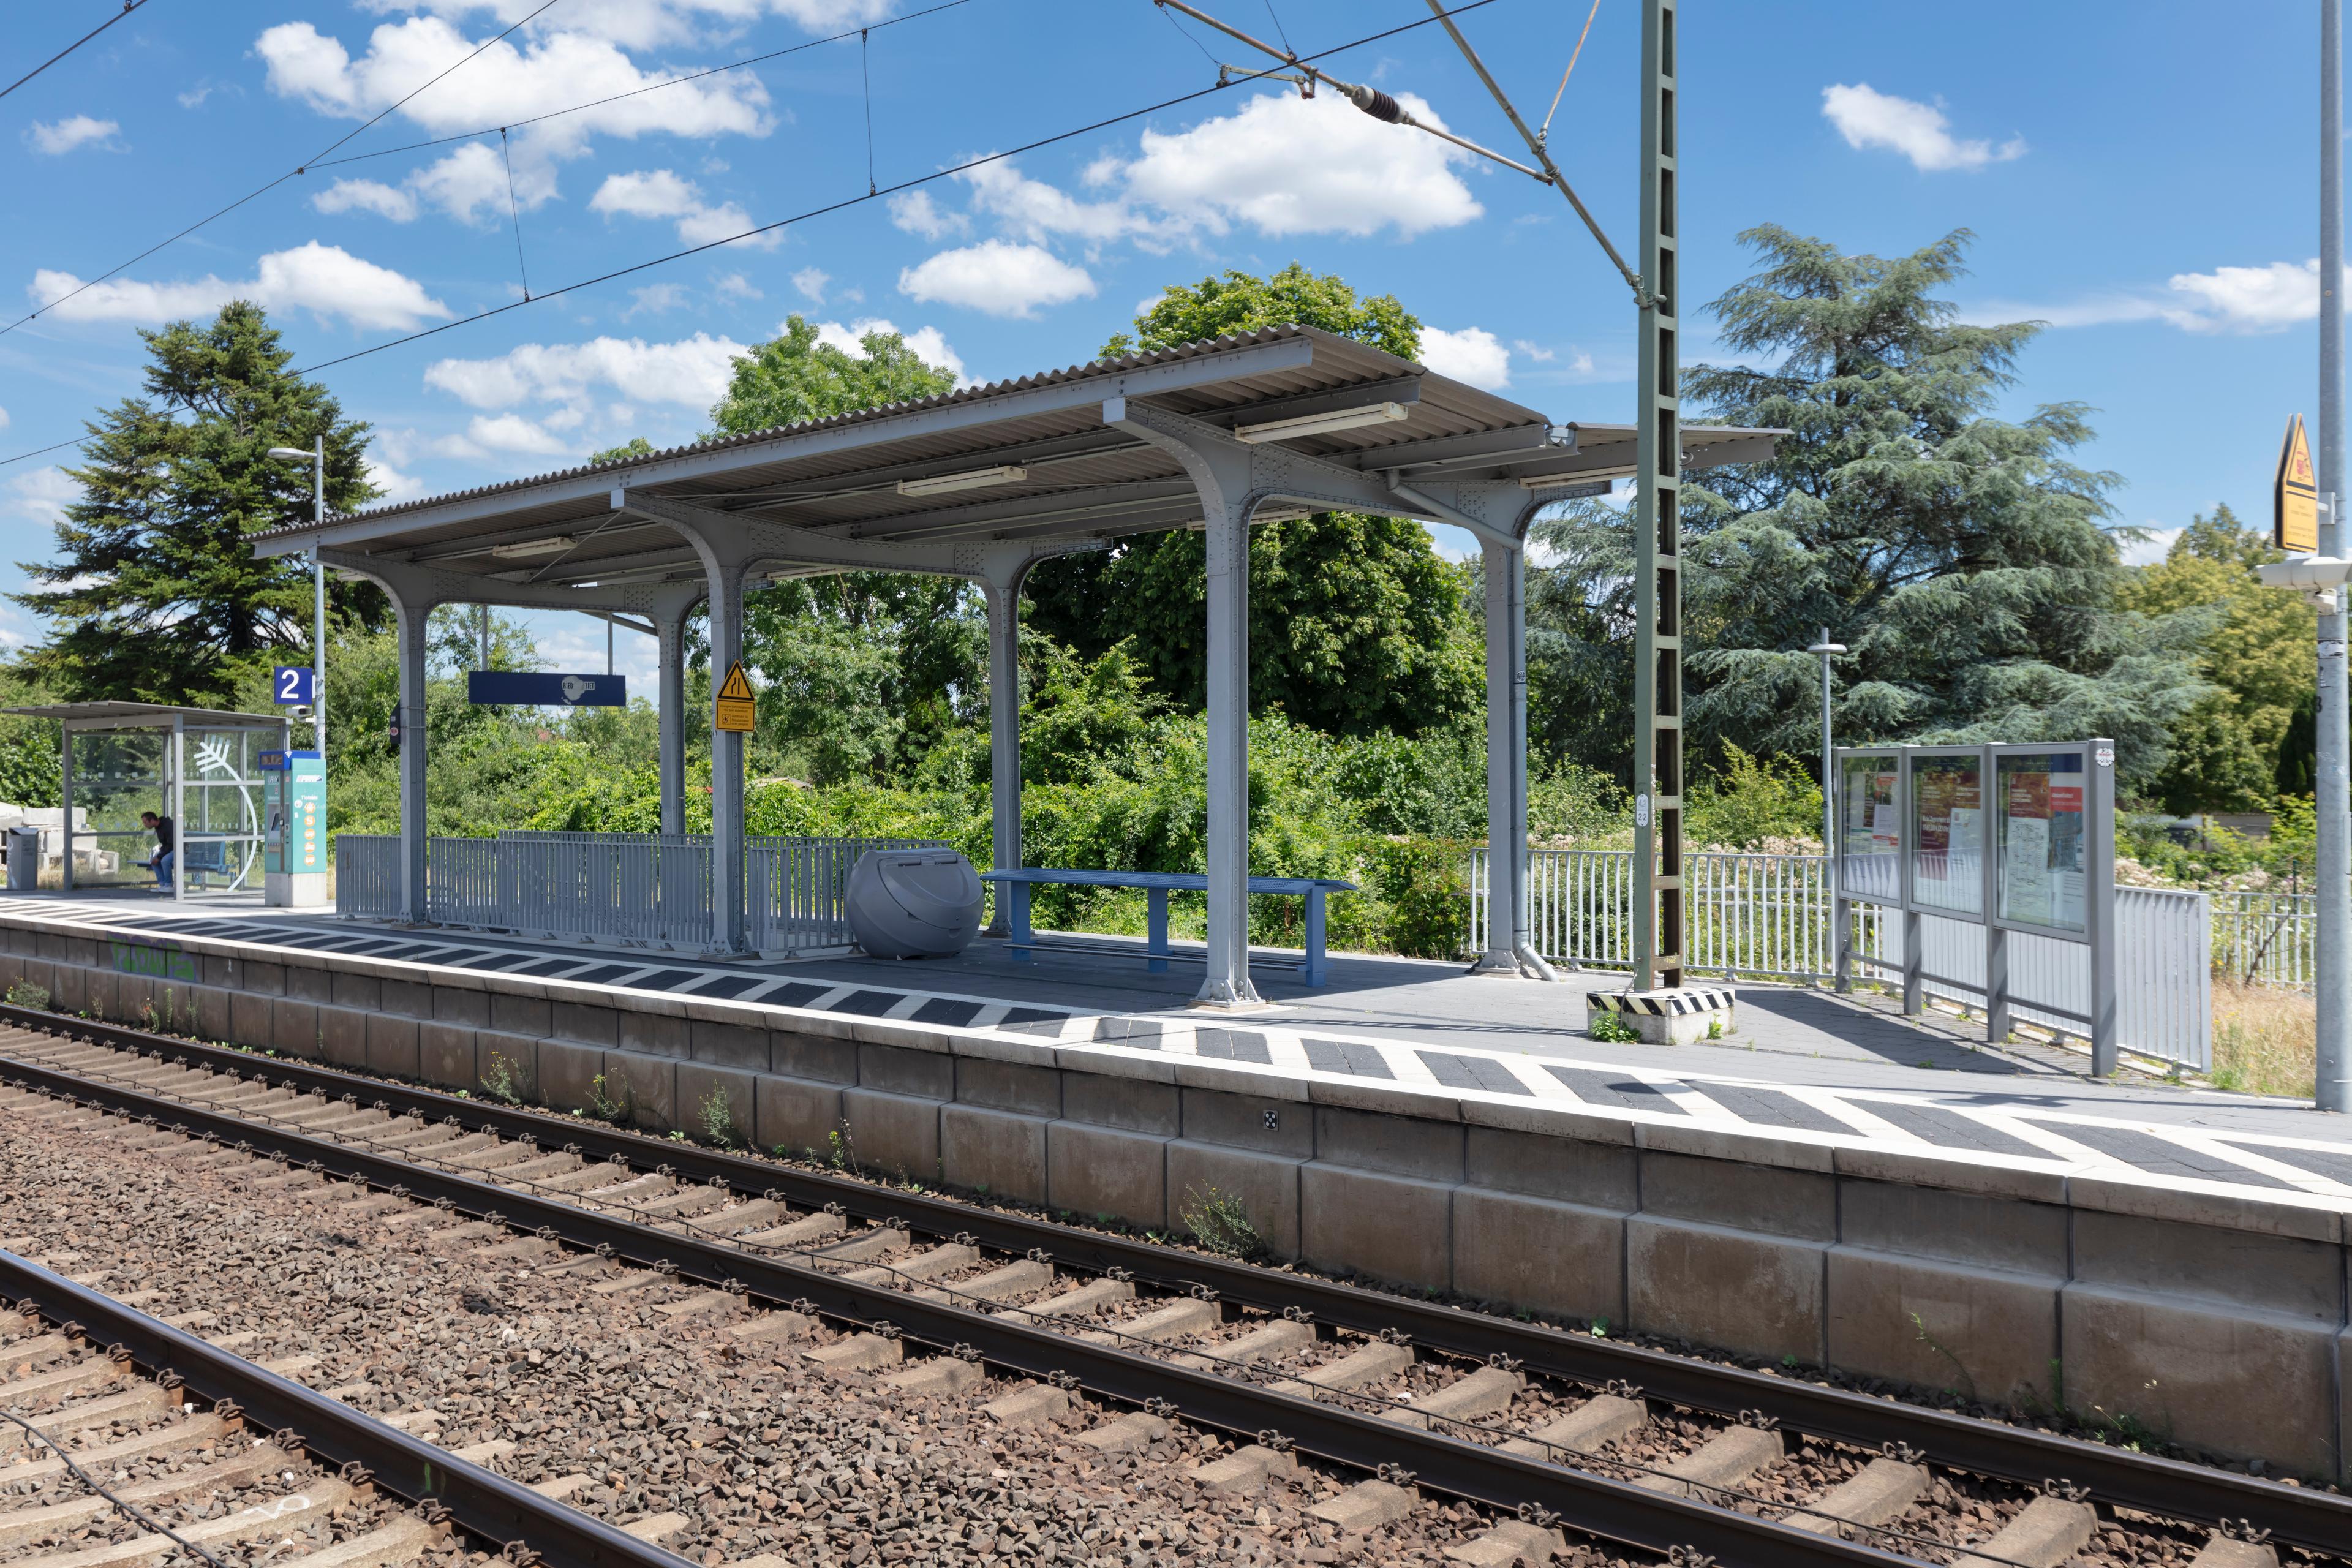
[1472,848,2215,1070]
[2209,891,2317,989]
[332,831,946,954]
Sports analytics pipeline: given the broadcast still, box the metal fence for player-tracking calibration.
[2210,891,2316,989]
[1472,847,2213,1070]
[333,831,946,955]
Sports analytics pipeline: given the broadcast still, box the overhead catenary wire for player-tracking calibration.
[281,0,1506,380]
[1,0,156,105]
[1,0,567,340]
[1,0,1501,470]
[500,127,533,301]
[861,28,878,197]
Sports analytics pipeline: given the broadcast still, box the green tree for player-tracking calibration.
[1530,227,2207,790]
[1026,264,1482,737]
[705,317,977,782]
[2116,503,2313,813]
[12,301,385,705]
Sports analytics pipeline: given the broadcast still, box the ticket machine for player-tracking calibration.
[261,747,326,907]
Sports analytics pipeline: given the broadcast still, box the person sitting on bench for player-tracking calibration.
[140,810,175,889]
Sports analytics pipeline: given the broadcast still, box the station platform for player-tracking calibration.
[5,889,2343,1206]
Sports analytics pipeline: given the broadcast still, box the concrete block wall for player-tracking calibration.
[4,914,2348,1482]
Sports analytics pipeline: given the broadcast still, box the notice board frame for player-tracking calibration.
[1830,739,2117,1073]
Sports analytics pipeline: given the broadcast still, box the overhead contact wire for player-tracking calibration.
[1,0,158,104]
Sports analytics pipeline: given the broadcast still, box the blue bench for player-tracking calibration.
[181,839,230,875]
[979,867,1355,987]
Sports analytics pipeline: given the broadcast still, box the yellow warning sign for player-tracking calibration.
[714,659,756,733]
[2277,413,2319,552]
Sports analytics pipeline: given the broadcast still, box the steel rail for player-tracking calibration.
[0,1049,1910,1568]
[6,1006,2348,1553]
[0,1250,695,1568]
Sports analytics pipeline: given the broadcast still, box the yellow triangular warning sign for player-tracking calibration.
[718,661,753,701]
[2278,413,2319,551]
[714,659,756,733]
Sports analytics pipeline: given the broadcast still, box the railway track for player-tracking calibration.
[0,1005,2335,1568]
[0,1250,693,1568]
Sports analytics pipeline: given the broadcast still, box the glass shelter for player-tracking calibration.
[3,703,288,901]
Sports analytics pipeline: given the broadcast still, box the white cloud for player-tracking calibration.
[462,413,575,456]
[311,178,419,222]
[2118,524,2183,568]
[715,271,762,301]
[1111,90,1480,239]
[1967,259,2352,336]
[627,282,687,316]
[424,333,748,409]
[366,455,426,503]
[809,317,966,383]
[257,15,771,167]
[898,241,1094,319]
[5,467,76,526]
[28,242,451,331]
[959,159,1169,251]
[589,168,770,248]
[1419,325,1511,391]
[350,0,894,53]
[0,406,8,429]
[26,115,121,155]
[790,266,830,303]
[1513,340,1555,363]
[887,189,968,241]
[1820,83,2024,173]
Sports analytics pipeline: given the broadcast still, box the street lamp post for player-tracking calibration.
[1807,628,1848,990]
[266,440,326,766]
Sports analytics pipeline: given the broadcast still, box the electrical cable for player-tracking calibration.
[284,0,1504,380]
[2,0,566,340]
[1,0,156,104]
[1160,5,1223,67]
[306,0,974,176]
[500,127,533,301]
[861,28,878,197]
[0,0,1502,467]
[1259,0,1295,54]
[1537,0,1604,145]
[0,1406,238,1568]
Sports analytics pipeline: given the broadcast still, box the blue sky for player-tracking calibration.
[0,0,2335,690]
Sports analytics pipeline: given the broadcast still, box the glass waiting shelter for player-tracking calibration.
[4,703,289,900]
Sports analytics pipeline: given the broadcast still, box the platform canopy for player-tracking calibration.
[251,324,1781,1003]
[4,701,290,731]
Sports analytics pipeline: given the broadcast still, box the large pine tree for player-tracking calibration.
[14,301,383,706]
[1531,226,2207,788]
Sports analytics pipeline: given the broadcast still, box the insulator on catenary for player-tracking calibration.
[1344,83,1404,124]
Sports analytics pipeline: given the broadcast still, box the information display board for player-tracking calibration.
[1908,750,1985,917]
[1837,752,1901,902]
[1995,749,2088,935]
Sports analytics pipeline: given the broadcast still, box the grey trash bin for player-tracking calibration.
[6,827,39,891]
[845,849,984,959]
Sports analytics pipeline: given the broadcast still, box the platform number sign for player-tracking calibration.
[273,665,316,706]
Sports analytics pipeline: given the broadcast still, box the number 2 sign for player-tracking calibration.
[273,666,317,706]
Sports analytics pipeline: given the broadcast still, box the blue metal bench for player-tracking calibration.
[979,867,1355,987]
[181,839,230,875]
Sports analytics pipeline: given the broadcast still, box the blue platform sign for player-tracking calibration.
[467,671,627,707]
[272,665,316,705]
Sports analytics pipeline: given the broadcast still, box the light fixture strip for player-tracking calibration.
[895,464,1028,497]
[1234,401,1411,445]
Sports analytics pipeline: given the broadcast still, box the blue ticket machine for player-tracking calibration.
[262,748,327,908]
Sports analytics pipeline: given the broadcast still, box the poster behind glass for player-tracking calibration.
[1909,753,1984,917]
[1838,753,1901,902]
[1996,751,2087,934]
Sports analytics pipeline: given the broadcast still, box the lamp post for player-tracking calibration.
[266,439,326,766]
[1806,629,1846,854]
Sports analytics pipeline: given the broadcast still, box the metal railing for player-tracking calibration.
[2211,891,2316,989]
[334,831,946,955]
[1474,847,2212,1071]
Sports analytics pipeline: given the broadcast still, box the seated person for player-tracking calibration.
[140,810,175,889]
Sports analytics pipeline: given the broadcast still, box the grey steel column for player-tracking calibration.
[1201,496,1258,1006]
[59,726,73,893]
[1809,632,1846,992]
[1632,0,1685,993]
[2089,738,2119,1075]
[170,716,185,904]
[2321,0,2350,1111]
[706,562,749,956]
[312,435,326,764]
[657,611,687,837]
[396,595,433,924]
[983,575,1025,935]
[1474,544,1520,973]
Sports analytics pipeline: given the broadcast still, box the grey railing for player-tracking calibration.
[1472,847,2213,1071]
[334,831,946,956]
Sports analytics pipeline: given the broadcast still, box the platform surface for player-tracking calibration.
[12,889,2350,1208]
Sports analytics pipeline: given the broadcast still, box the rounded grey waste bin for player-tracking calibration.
[5,827,39,891]
[845,848,984,959]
